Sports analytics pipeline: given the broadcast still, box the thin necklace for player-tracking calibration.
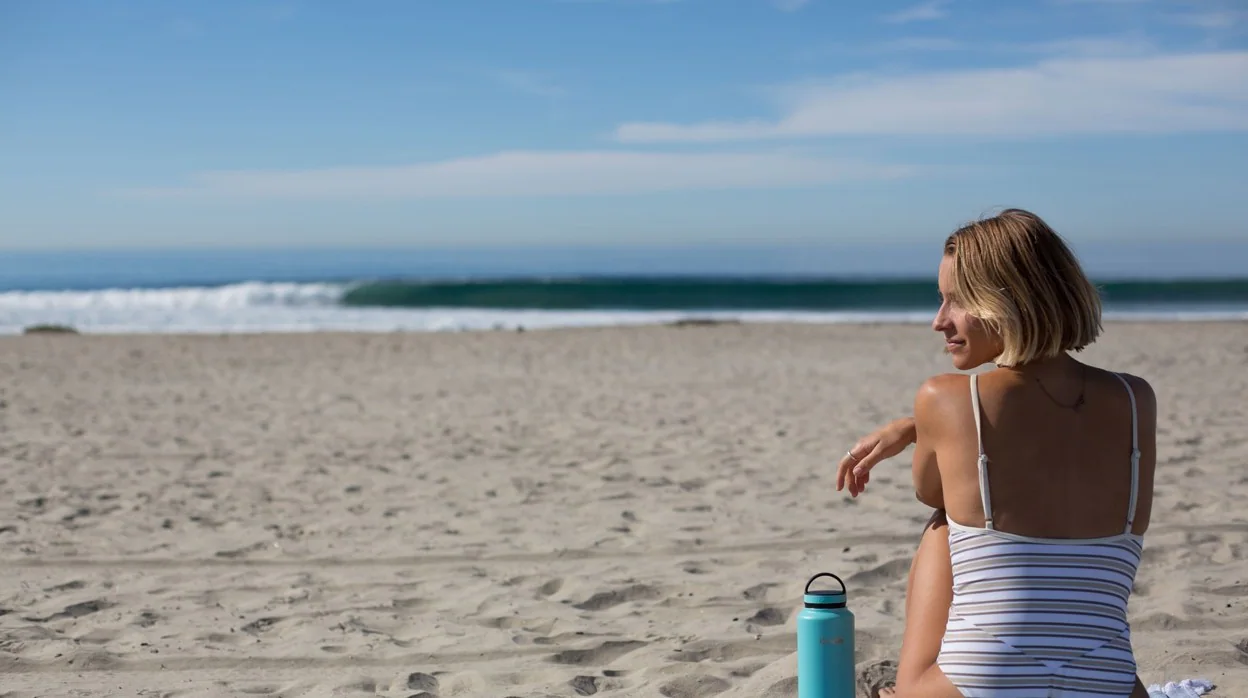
[1034,363,1087,412]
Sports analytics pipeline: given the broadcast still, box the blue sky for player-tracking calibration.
[2,0,1246,251]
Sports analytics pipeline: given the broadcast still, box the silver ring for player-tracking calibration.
[846,450,859,462]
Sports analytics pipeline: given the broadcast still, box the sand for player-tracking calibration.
[1,322,1246,697]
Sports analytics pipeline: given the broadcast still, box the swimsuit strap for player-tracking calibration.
[970,373,994,530]
[1111,373,1141,534]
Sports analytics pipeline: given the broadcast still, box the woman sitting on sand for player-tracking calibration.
[836,209,1156,698]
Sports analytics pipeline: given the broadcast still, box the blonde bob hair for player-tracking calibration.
[944,209,1102,367]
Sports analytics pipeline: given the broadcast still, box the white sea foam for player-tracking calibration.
[1,282,1244,335]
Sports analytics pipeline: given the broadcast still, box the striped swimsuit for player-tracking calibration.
[936,373,1144,697]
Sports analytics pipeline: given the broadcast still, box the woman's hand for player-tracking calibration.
[836,417,917,497]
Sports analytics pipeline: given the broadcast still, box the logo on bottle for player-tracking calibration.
[819,637,845,645]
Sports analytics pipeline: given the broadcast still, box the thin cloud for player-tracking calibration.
[791,36,964,62]
[882,1,950,24]
[121,151,917,200]
[614,51,1248,142]
[1058,0,1246,30]
[816,34,1147,58]
[1009,35,1156,56]
[1169,9,1248,30]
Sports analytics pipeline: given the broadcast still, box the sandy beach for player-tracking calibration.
[1,322,1246,697]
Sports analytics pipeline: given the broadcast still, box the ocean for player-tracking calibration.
[2,247,1247,334]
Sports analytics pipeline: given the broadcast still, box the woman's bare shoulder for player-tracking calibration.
[1095,368,1157,417]
[914,373,972,426]
[1116,371,1156,402]
[916,372,972,399]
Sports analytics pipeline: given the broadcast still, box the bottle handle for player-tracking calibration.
[804,572,847,596]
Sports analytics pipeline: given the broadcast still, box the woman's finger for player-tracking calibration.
[839,420,918,497]
[847,441,878,497]
[851,467,871,497]
[836,449,859,491]
[851,441,890,482]
[840,438,875,492]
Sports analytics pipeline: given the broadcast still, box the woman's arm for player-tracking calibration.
[836,417,916,498]
[912,376,957,509]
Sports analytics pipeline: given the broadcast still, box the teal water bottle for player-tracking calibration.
[797,572,855,698]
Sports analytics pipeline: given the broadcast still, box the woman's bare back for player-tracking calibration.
[925,360,1157,539]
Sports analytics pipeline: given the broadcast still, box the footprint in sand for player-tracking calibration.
[331,677,378,694]
[1133,612,1202,631]
[550,640,647,666]
[232,684,279,695]
[133,610,161,628]
[570,675,599,695]
[198,631,246,647]
[742,583,775,601]
[73,628,117,646]
[848,558,912,588]
[670,635,793,663]
[537,578,563,597]
[24,599,115,623]
[742,676,798,698]
[397,672,439,695]
[659,674,731,698]
[241,617,283,634]
[746,607,789,627]
[62,649,122,670]
[1201,582,1248,596]
[572,584,661,611]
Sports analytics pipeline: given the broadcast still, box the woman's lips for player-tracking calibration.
[945,338,966,350]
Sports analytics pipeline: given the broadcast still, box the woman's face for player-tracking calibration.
[933,254,1001,370]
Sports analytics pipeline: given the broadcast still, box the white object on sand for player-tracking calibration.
[1147,679,1215,697]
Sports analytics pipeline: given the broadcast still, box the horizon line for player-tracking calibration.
[3,239,1248,254]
